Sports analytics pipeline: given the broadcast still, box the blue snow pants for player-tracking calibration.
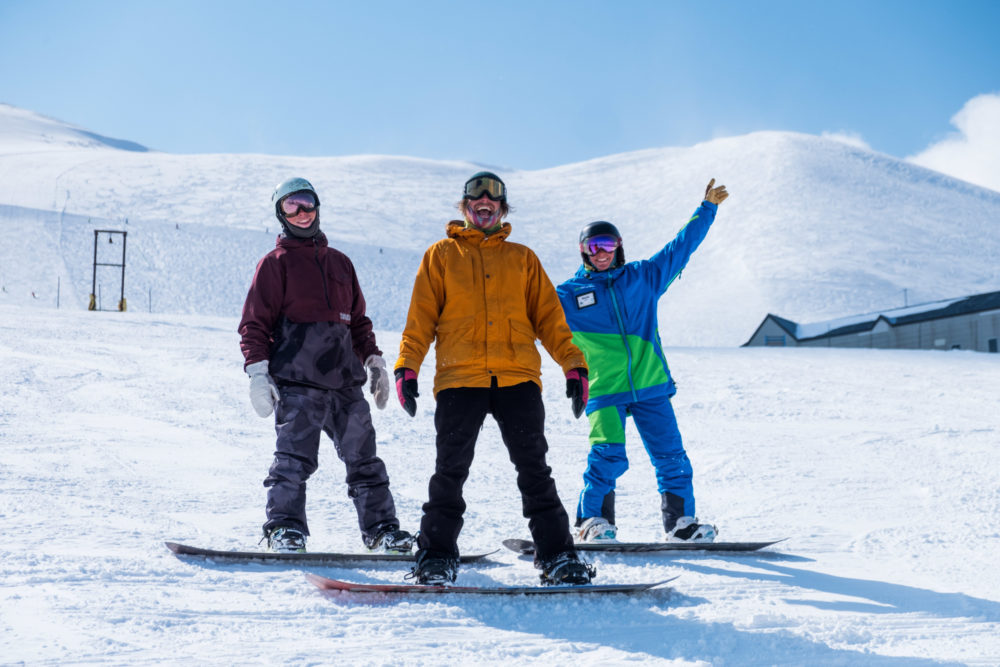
[576,393,695,524]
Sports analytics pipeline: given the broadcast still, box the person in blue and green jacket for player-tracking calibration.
[555,179,729,543]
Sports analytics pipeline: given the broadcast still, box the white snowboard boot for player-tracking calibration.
[576,517,619,543]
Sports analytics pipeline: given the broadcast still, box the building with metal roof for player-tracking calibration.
[743,290,1000,352]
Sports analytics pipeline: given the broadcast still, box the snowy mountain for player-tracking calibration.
[2,105,999,665]
[0,103,149,153]
[3,104,999,346]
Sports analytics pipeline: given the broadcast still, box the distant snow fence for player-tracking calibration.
[89,229,127,312]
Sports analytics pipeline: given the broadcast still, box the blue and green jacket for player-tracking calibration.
[555,201,718,414]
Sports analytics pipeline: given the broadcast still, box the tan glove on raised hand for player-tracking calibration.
[704,178,729,205]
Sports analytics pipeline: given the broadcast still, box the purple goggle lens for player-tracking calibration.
[280,191,318,217]
[583,234,620,255]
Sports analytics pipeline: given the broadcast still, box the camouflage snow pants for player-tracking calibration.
[262,383,397,540]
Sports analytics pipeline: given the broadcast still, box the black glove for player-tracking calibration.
[394,368,419,417]
[565,367,589,419]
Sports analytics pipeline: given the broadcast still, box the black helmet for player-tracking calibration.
[579,221,625,271]
[463,171,507,201]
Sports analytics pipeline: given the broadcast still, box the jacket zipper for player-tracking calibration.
[604,272,638,401]
[477,241,491,375]
[314,239,332,310]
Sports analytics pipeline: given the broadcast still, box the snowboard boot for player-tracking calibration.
[665,516,718,543]
[408,549,459,586]
[364,526,416,554]
[576,516,619,543]
[536,551,596,586]
[265,526,307,553]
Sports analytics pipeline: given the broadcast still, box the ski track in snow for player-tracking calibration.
[2,305,998,665]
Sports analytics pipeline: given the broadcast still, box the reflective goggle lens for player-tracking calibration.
[464,176,506,201]
[280,191,318,217]
[583,234,620,255]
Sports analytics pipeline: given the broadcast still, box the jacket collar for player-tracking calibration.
[277,231,328,249]
[575,262,624,280]
[446,220,512,243]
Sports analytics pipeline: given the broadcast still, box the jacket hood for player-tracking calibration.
[446,220,512,242]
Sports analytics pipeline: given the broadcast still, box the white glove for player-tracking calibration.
[246,360,280,418]
[364,354,390,410]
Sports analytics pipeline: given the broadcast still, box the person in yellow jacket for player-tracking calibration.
[395,171,594,586]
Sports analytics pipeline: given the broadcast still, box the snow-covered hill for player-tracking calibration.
[1,105,999,664]
[3,104,999,346]
[2,305,998,664]
[0,103,149,154]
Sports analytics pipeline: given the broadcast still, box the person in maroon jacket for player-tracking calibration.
[238,177,414,554]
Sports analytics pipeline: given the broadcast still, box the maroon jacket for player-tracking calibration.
[238,232,381,389]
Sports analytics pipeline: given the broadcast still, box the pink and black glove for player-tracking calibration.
[394,368,419,417]
[565,368,589,419]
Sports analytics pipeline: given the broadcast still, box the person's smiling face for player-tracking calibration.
[588,248,615,271]
[466,194,501,228]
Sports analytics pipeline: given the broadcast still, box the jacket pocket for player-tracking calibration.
[324,267,353,314]
[508,319,541,369]
[436,316,477,369]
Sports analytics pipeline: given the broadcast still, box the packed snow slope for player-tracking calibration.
[2,105,999,664]
[1,305,998,665]
[2,103,1000,346]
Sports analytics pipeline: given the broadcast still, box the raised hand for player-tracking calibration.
[704,178,729,205]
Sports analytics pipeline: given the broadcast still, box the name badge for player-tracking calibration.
[576,291,597,309]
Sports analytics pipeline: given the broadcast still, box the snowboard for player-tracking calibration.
[306,572,676,596]
[502,538,785,555]
[165,541,495,565]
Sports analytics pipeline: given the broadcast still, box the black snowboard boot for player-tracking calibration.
[408,549,459,586]
[536,550,596,586]
[363,524,415,554]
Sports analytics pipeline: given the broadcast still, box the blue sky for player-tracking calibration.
[1,0,998,172]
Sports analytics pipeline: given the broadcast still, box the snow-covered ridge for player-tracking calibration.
[0,103,149,153]
[2,103,999,346]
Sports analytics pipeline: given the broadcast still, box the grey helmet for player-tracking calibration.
[272,177,321,239]
[579,220,625,271]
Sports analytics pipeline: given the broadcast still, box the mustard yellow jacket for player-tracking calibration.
[397,221,586,396]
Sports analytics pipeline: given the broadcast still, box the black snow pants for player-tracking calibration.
[417,380,575,562]
[263,383,397,540]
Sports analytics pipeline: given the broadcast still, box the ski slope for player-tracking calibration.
[1,305,998,664]
[1,104,999,664]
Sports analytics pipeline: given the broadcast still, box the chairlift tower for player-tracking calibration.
[89,229,127,311]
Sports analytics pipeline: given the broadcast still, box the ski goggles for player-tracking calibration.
[280,191,318,217]
[464,175,506,201]
[582,234,621,255]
